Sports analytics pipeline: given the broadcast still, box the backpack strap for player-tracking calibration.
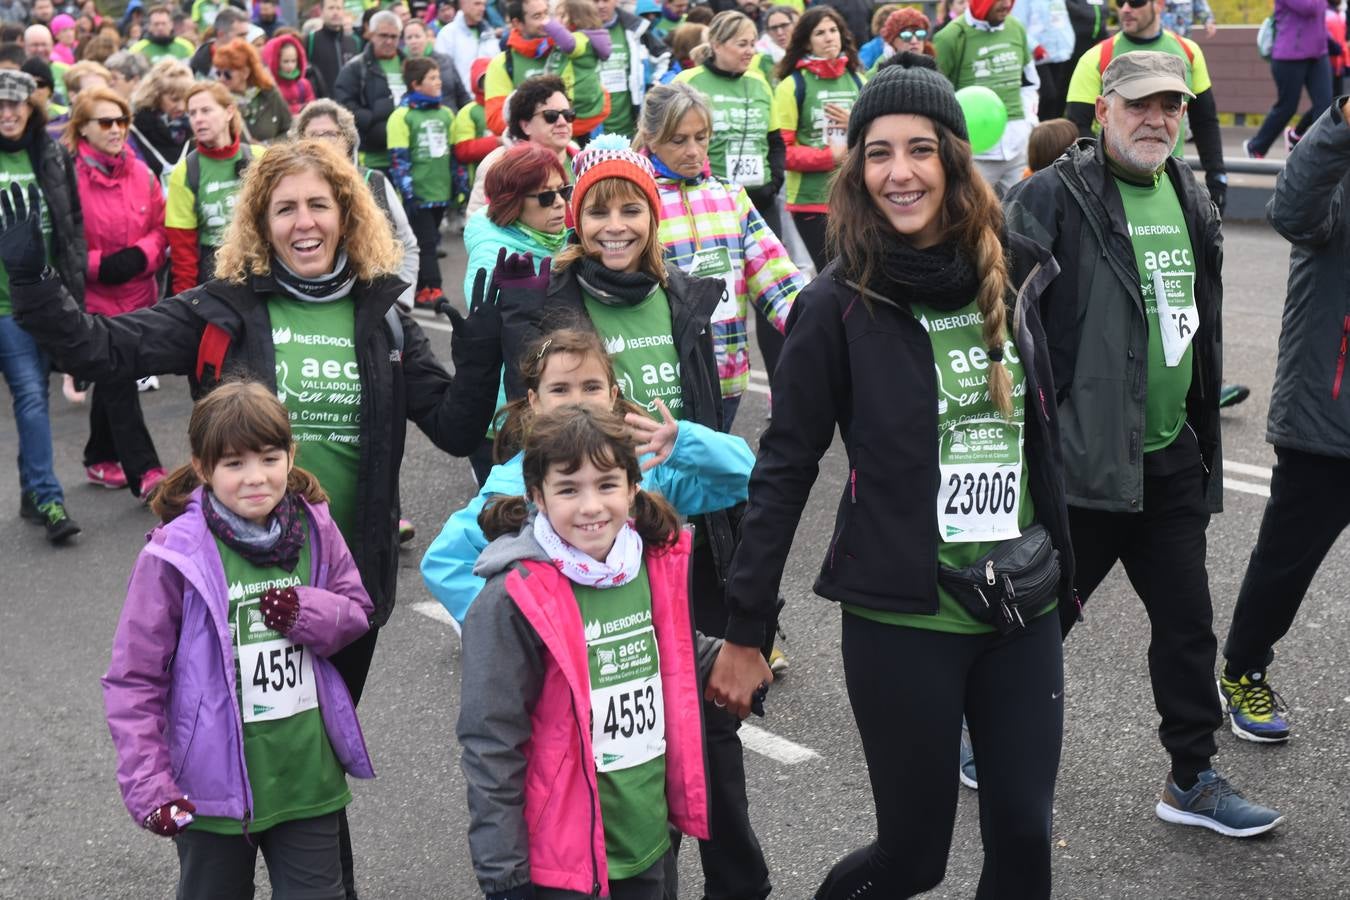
[195,321,231,385]
[186,149,200,195]
[792,69,805,114]
[1096,34,1115,74]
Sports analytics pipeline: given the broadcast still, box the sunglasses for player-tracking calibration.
[536,107,577,124]
[93,115,129,129]
[1117,0,1151,8]
[530,183,574,207]
[898,29,928,40]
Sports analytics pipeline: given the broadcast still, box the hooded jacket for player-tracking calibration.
[1264,100,1350,458]
[306,23,361,99]
[1004,137,1223,513]
[74,142,167,317]
[1273,0,1332,60]
[451,57,498,170]
[102,490,375,826]
[333,45,404,159]
[458,522,715,896]
[12,272,502,627]
[723,234,1076,645]
[262,34,316,114]
[421,421,755,624]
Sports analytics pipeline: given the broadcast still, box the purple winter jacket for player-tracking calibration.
[1274,0,1330,60]
[102,488,376,827]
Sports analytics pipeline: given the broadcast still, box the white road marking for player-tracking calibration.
[745,382,770,396]
[412,601,461,634]
[1224,478,1271,498]
[1225,461,1273,480]
[739,723,820,765]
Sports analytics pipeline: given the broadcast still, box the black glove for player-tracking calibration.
[1206,174,1227,217]
[97,246,148,285]
[445,246,511,340]
[0,182,47,285]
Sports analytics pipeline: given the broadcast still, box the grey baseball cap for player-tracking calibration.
[0,69,35,103]
[1101,51,1196,101]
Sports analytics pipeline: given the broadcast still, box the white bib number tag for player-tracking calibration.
[813,101,851,147]
[589,626,665,772]
[727,154,765,187]
[686,246,738,323]
[424,127,448,159]
[1152,269,1198,367]
[601,61,628,94]
[236,600,317,724]
[937,419,1023,543]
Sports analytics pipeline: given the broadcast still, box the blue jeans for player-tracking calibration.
[1250,56,1333,155]
[0,314,62,504]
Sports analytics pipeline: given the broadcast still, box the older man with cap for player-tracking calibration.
[1001,51,1284,838]
[0,68,85,544]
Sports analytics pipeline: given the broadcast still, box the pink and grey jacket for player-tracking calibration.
[101,488,375,828]
[74,140,168,317]
[457,519,715,897]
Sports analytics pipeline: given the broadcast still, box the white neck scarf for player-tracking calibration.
[533,512,644,589]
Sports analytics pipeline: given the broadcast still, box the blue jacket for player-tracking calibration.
[420,419,755,624]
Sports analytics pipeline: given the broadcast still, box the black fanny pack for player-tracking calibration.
[938,524,1061,634]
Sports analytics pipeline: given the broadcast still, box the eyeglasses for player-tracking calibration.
[530,183,574,206]
[372,31,401,39]
[92,115,129,129]
[898,29,928,40]
[1116,0,1150,8]
[306,129,344,140]
[536,107,577,124]
[767,20,793,31]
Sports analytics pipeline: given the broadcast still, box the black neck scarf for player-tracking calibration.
[576,255,660,307]
[868,239,983,312]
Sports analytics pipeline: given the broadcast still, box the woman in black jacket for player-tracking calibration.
[0,137,501,894]
[722,55,1075,899]
[127,57,193,181]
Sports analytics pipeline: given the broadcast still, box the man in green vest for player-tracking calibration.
[129,5,197,62]
[932,0,1037,196]
[482,0,590,134]
[1063,0,1227,213]
[1002,51,1283,840]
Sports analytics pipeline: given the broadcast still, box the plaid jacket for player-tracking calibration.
[652,170,803,398]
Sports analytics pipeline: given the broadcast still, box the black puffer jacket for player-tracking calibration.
[12,272,501,627]
[333,45,404,159]
[724,235,1075,647]
[1264,98,1350,458]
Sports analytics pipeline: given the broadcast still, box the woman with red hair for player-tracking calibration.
[212,37,291,142]
[461,141,571,481]
[871,7,935,72]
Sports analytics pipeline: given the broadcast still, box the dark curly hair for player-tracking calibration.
[507,74,569,141]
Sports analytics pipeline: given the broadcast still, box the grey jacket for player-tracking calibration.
[1004,137,1224,513]
[1265,98,1350,458]
[457,520,720,893]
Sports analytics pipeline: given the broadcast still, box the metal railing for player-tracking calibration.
[1184,156,1285,176]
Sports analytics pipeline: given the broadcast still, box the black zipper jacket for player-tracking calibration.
[13,272,501,627]
[723,234,1075,644]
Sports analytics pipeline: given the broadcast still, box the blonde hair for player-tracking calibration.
[562,0,602,30]
[693,10,756,65]
[62,85,129,151]
[129,56,193,114]
[213,139,403,283]
[554,177,667,286]
[62,59,110,96]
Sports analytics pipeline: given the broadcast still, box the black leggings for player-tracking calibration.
[790,211,830,273]
[815,610,1063,900]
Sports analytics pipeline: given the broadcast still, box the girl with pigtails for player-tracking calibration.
[721,54,1077,898]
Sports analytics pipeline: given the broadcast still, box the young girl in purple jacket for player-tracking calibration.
[101,380,374,898]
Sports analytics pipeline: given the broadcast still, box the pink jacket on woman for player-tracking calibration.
[74,141,167,317]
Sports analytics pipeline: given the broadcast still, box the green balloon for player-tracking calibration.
[955,85,1008,155]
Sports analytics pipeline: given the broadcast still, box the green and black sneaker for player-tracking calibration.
[30,496,81,544]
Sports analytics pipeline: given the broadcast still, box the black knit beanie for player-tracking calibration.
[846,52,969,148]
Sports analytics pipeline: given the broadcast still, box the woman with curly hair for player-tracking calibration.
[2,134,505,897]
[724,55,1074,898]
[212,36,291,142]
[773,5,864,269]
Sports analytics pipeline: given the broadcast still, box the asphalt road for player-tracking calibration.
[3,221,1348,900]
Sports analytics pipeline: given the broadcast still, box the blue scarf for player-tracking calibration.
[402,90,442,109]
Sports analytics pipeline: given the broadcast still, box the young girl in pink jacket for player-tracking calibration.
[458,406,767,900]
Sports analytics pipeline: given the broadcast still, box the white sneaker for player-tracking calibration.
[137,375,160,392]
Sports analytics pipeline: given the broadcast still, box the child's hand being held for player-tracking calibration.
[142,797,195,836]
[261,587,300,634]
